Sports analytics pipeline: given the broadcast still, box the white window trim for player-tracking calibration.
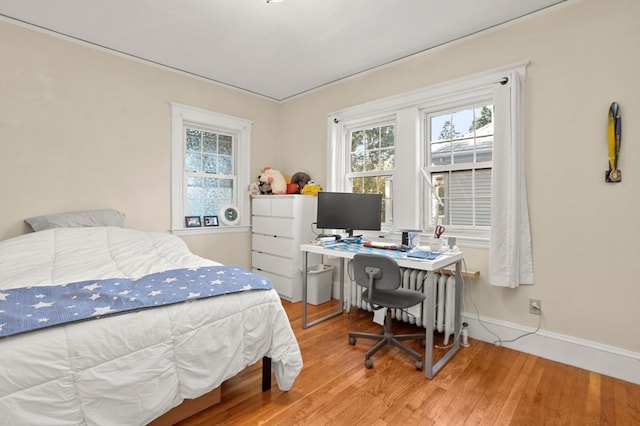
[170,103,252,235]
[327,61,528,248]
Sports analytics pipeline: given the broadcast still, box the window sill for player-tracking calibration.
[171,225,251,236]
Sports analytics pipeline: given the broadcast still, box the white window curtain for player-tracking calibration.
[489,71,534,287]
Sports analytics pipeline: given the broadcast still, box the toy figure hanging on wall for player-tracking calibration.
[606,102,622,183]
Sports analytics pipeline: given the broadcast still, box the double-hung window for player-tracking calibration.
[328,62,527,247]
[170,103,252,233]
[425,104,493,237]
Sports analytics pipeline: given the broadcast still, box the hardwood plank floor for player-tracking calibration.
[177,300,640,425]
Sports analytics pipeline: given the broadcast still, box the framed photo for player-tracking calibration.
[203,215,219,227]
[185,216,202,228]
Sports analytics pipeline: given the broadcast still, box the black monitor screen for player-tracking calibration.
[316,192,382,237]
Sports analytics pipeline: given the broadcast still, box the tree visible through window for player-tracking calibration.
[348,123,394,224]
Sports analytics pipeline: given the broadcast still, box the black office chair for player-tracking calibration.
[348,253,426,370]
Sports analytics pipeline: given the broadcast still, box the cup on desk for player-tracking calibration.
[429,238,443,253]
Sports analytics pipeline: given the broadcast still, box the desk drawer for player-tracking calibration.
[252,216,294,238]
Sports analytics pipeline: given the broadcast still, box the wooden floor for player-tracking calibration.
[178,300,640,425]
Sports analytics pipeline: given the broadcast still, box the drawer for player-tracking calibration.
[252,216,294,238]
[252,197,294,218]
[252,269,300,302]
[252,197,272,216]
[271,198,294,217]
[252,251,297,278]
[252,234,294,258]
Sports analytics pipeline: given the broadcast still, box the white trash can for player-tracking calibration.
[303,264,333,305]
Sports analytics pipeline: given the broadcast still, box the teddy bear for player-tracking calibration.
[258,167,287,195]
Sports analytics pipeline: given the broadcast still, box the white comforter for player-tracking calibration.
[0,227,303,426]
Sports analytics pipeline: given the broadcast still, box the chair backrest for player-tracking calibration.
[353,253,401,292]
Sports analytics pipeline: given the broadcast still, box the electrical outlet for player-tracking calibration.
[529,298,542,315]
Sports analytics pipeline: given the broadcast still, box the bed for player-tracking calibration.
[0,224,303,425]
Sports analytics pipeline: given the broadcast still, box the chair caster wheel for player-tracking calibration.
[349,336,356,345]
[415,361,423,371]
[365,358,373,369]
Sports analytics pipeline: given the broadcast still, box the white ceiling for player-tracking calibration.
[1,0,566,101]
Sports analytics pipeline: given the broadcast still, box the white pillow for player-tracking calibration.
[25,209,126,232]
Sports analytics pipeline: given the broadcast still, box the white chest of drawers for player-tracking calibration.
[251,195,321,302]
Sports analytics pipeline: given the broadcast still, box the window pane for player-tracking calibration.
[431,141,451,166]
[186,129,201,151]
[431,115,449,141]
[380,148,394,170]
[365,128,379,150]
[476,134,493,162]
[351,130,364,152]
[365,150,379,171]
[219,155,232,175]
[203,154,217,173]
[351,152,364,172]
[203,132,216,153]
[186,152,201,172]
[219,135,233,156]
[381,125,394,148]
[475,169,492,196]
[476,197,491,226]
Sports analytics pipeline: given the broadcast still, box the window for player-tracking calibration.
[327,62,527,247]
[426,104,493,230]
[171,103,252,233]
[347,122,395,225]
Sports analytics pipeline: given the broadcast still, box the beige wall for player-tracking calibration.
[1,0,639,354]
[0,20,282,266]
[277,0,640,352]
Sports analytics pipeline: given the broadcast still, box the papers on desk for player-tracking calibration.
[406,250,443,260]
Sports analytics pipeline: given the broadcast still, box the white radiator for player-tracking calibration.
[347,267,456,345]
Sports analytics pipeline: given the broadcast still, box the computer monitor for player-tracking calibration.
[316,192,382,237]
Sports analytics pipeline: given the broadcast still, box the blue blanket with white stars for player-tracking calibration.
[0,266,272,338]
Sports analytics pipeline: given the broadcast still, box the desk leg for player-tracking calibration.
[301,252,345,329]
[302,251,309,328]
[424,271,435,379]
[424,260,462,379]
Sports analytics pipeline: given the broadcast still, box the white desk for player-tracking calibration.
[300,242,464,379]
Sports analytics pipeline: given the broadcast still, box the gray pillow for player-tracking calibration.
[25,209,126,232]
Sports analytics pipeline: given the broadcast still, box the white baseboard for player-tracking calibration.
[461,312,640,385]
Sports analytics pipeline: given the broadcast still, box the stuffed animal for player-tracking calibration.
[258,180,272,195]
[248,182,260,195]
[290,171,312,193]
[258,167,287,195]
[301,180,322,196]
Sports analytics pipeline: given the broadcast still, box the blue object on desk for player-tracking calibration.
[406,250,443,260]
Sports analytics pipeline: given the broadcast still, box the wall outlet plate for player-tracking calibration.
[529,298,541,315]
